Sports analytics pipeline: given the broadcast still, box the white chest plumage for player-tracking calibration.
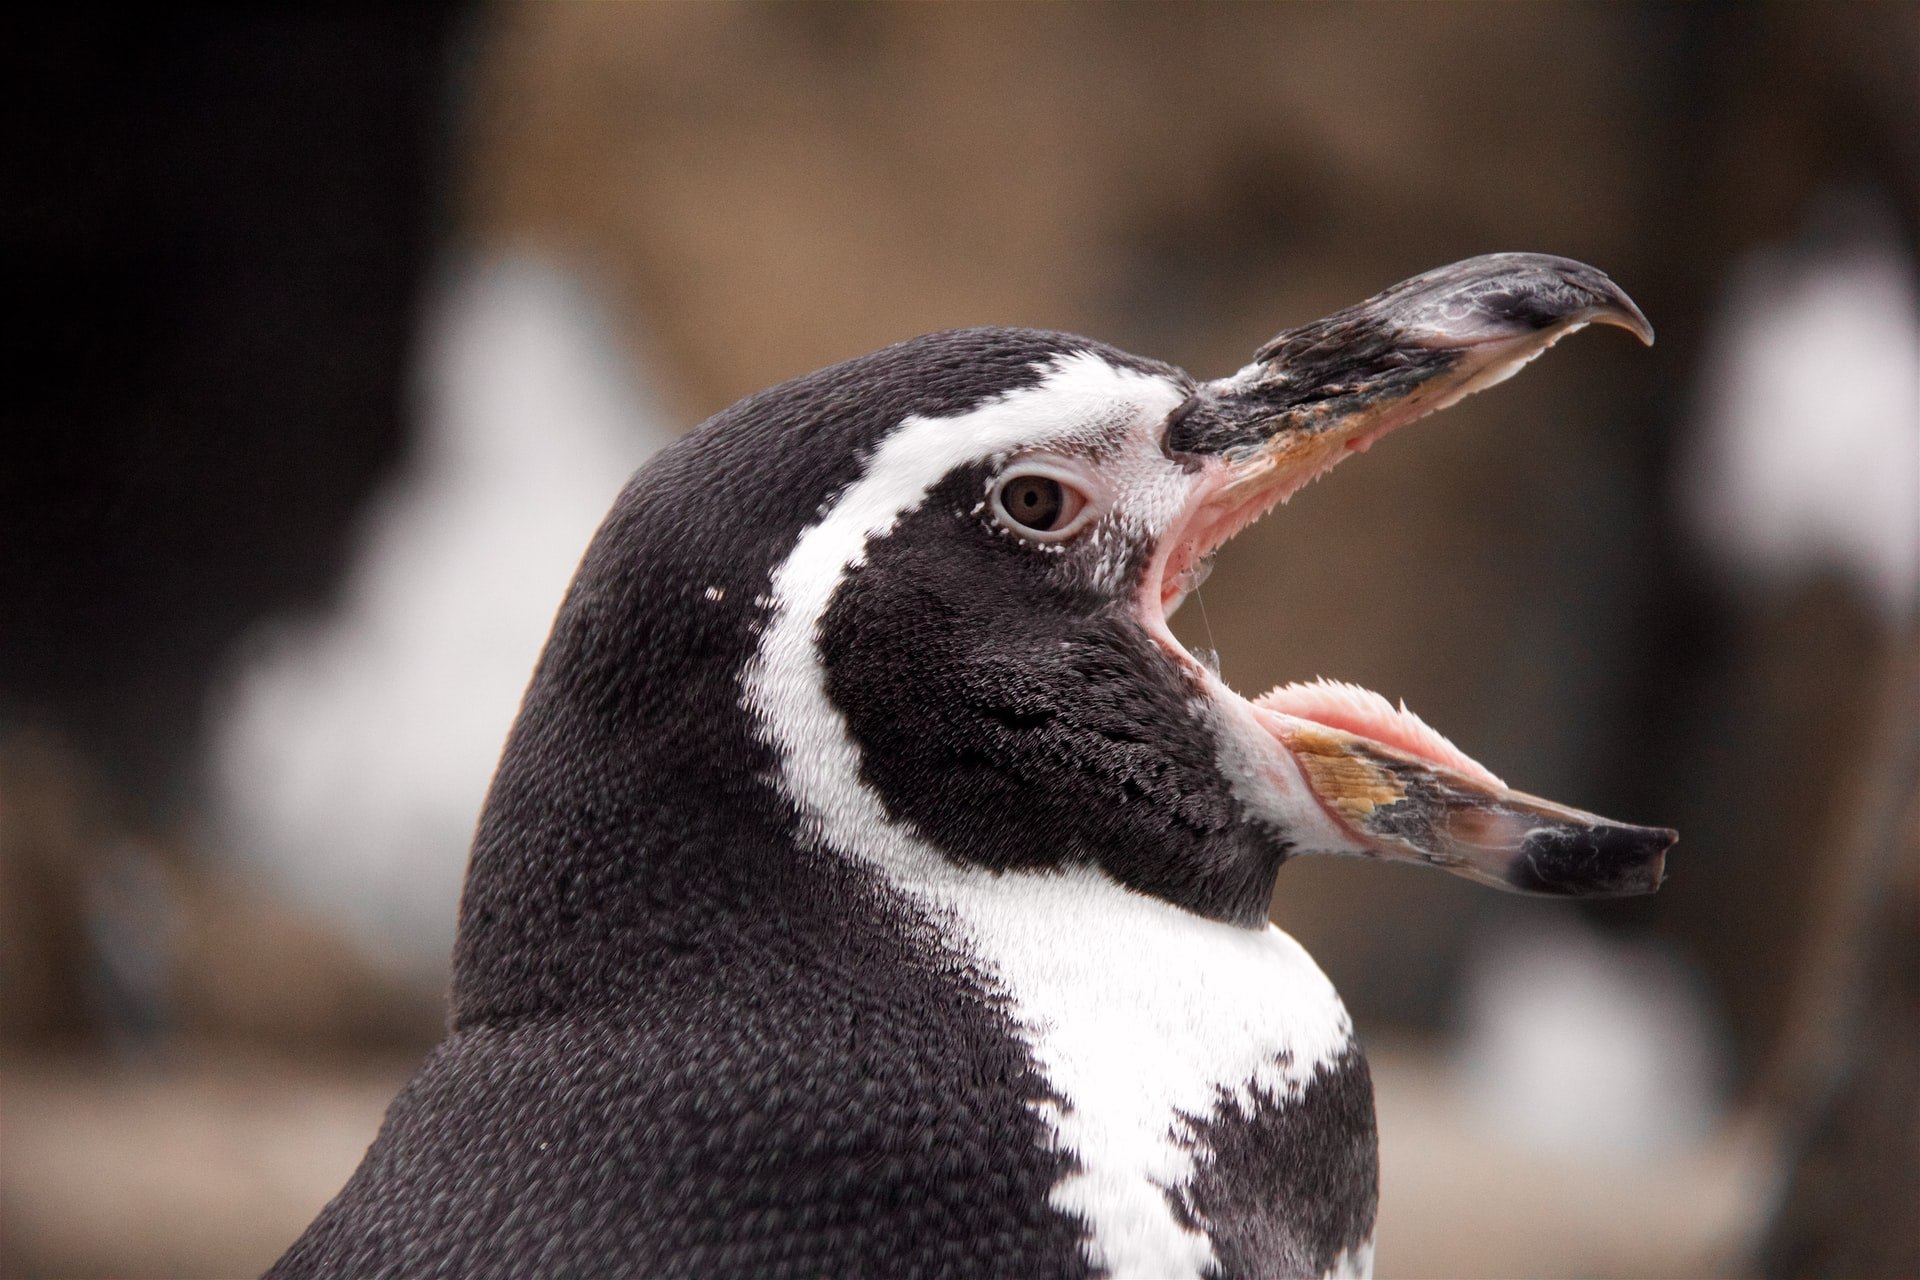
[903,862,1357,1278]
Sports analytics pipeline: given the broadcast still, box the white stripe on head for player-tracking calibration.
[742,351,1357,1278]
[744,351,1186,865]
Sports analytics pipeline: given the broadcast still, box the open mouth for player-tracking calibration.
[1148,410,1502,790]
[1140,254,1675,898]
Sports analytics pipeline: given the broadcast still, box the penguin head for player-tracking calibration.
[459,255,1674,1013]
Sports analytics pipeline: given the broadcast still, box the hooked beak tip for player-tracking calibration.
[1356,251,1654,353]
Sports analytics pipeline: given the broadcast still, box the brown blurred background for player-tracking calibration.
[3,5,1915,1277]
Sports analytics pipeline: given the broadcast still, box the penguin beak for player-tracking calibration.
[1157,254,1673,897]
[1252,710,1674,897]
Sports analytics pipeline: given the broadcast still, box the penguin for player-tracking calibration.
[268,253,1674,1280]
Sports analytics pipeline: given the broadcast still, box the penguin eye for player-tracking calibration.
[992,472,1092,540]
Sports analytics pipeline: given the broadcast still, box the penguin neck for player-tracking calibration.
[446,480,851,1026]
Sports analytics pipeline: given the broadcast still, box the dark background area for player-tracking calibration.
[2,5,1914,1276]
[4,12,453,814]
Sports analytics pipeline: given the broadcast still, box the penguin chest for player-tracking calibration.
[922,868,1379,1280]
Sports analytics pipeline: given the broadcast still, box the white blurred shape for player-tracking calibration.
[1681,191,1919,619]
[1458,915,1725,1157]
[211,254,674,973]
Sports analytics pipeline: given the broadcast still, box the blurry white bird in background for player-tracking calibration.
[1681,189,1919,621]
[1459,915,1726,1157]
[210,254,674,976]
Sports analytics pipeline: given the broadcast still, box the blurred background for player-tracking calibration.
[3,5,1914,1276]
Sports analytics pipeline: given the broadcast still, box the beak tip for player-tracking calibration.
[1413,252,1656,351]
[1586,287,1655,348]
[1510,820,1677,898]
[1499,253,1656,349]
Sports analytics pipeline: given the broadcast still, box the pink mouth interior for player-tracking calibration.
[1254,678,1503,788]
[1146,453,1505,792]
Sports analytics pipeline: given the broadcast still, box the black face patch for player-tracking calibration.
[822,463,1287,927]
[1170,1045,1379,1280]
